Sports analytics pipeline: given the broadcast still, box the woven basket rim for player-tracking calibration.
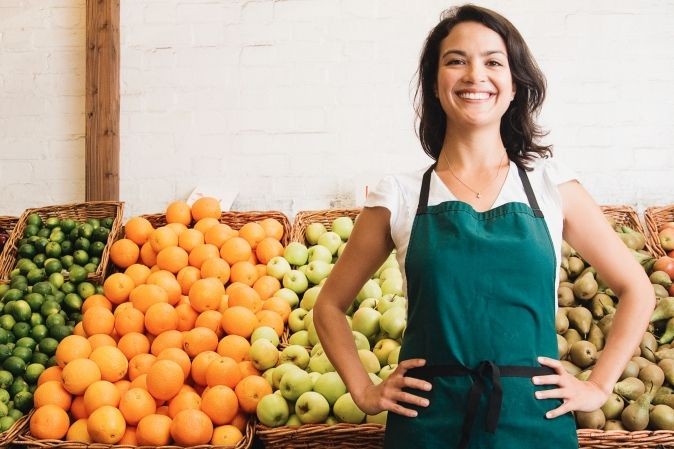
[644,204,674,258]
[0,411,31,446]
[599,204,657,256]
[290,208,362,244]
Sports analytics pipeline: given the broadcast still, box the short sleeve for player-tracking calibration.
[544,157,580,186]
[364,175,402,232]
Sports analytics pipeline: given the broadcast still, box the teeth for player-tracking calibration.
[458,92,491,100]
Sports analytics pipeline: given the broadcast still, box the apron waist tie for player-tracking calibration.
[407,361,554,449]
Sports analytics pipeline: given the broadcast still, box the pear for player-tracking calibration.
[604,419,625,431]
[654,284,670,299]
[591,293,615,319]
[660,318,674,344]
[576,370,592,381]
[575,409,605,429]
[573,272,598,301]
[650,404,674,430]
[641,332,658,363]
[560,281,574,290]
[559,267,568,283]
[620,360,641,380]
[561,360,581,376]
[632,356,651,369]
[655,348,674,362]
[557,334,569,359]
[557,286,575,307]
[587,323,605,351]
[614,377,646,401]
[601,393,625,420]
[597,313,614,337]
[650,271,673,289]
[563,328,583,347]
[567,307,593,336]
[579,266,597,278]
[555,310,569,334]
[567,256,585,279]
[621,383,657,431]
[653,386,674,407]
[561,240,575,258]
[619,226,646,251]
[639,364,665,388]
[659,359,674,385]
[569,341,597,369]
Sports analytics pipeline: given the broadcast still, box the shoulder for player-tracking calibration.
[526,155,579,187]
[364,166,430,210]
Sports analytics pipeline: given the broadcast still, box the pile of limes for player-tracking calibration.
[11,214,114,284]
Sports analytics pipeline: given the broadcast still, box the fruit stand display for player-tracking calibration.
[0,216,19,254]
[645,205,674,259]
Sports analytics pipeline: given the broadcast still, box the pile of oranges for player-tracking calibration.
[29,197,290,446]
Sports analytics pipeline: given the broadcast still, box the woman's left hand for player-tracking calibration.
[532,356,610,419]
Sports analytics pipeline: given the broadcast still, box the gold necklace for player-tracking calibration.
[442,150,508,199]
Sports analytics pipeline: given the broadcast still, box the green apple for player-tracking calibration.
[331,217,354,241]
[280,369,313,401]
[345,315,352,329]
[257,392,290,427]
[387,346,400,365]
[317,231,342,255]
[313,371,347,406]
[325,415,339,425]
[249,339,279,371]
[288,330,310,346]
[267,256,292,280]
[359,297,378,309]
[374,253,399,278]
[286,414,302,426]
[250,326,280,347]
[262,367,275,386]
[279,344,310,369]
[307,245,332,264]
[379,266,402,282]
[295,391,330,424]
[333,393,365,424]
[368,372,383,385]
[380,307,406,339]
[310,342,323,357]
[376,294,407,314]
[305,260,332,285]
[358,349,380,374]
[299,285,322,310]
[283,242,309,266]
[352,331,370,351]
[303,309,313,330]
[337,242,347,258]
[288,307,308,333]
[283,270,309,294]
[366,410,388,424]
[378,364,397,381]
[308,352,335,374]
[305,223,327,245]
[307,320,320,346]
[298,265,308,276]
[356,279,382,303]
[272,363,302,389]
[380,277,403,296]
[309,371,321,386]
[373,338,401,366]
[351,307,381,340]
[275,288,299,308]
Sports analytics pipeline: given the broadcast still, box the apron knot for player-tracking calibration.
[458,360,504,449]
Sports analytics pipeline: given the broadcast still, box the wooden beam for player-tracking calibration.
[85,0,120,201]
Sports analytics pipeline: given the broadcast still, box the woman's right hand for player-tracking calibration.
[352,358,433,417]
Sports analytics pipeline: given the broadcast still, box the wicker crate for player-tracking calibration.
[577,428,674,448]
[290,209,361,245]
[600,205,657,256]
[0,202,124,284]
[645,205,674,258]
[256,422,384,449]
[0,215,20,234]
[0,412,31,447]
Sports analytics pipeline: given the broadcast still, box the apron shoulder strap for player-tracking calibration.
[416,164,436,215]
[516,165,544,218]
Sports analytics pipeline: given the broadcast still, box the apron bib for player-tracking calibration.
[383,164,578,449]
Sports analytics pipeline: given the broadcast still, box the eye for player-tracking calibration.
[445,58,465,66]
[486,60,504,67]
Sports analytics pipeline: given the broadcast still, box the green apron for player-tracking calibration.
[383,163,578,449]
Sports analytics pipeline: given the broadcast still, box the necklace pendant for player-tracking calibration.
[476,193,481,199]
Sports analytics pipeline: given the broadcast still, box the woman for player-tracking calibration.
[313,4,654,449]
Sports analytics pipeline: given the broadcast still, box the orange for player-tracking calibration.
[194,217,220,235]
[221,306,258,338]
[212,424,244,446]
[205,356,242,389]
[177,265,201,295]
[128,353,156,381]
[166,222,188,236]
[157,347,191,380]
[136,414,172,446]
[144,303,178,335]
[168,391,202,419]
[255,237,284,264]
[220,237,252,265]
[229,260,259,286]
[176,303,199,331]
[37,366,63,386]
[81,294,112,313]
[103,273,135,305]
[90,346,129,382]
[256,309,285,336]
[183,326,219,358]
[130,283,169,313]
[130,373,149,390]
[259,218,284,240]
[149,226,179,253]
[166,200,192,226]
[156,405,170,416]
[110,238,140,269]
[170,409,214,446]
[255,263,267,278]
[120,387,157,426]
[147,359,184,401]
[34,380,72,410]
[253,275,281,300]
[82,306,115,336]
[216,334,251,362]
[124,217,154,246]
[238,222,266,249]
[200,257,231,284]
[227,282,263,312]
[156,246,189,274]
[114,306,145,336]
[87,405,126,444]
[115,379,132,399]
[124,263,152,286]
[62,358,101,395]
[262,296,292,322]
[190,351,220,386]
[204,223,237,249]
[188,243,220,269]
[83,380,121,415]
[178,228,204,252]
[189,277,225,313]
[234,375,272,413]
[230,410,248,432]
[73,321,86,337]
[200,384,239,425]
[118,427,138,445]
[150,329,184,356]
[30,404,70,440]
[238,360,260,378]
[117,332,151,360]
[66,418,91,442]
[55,334,92,367]
[195,310,224,337]
[89,333,118,350]
[139,241,158,267]
[191,197,221,221]
[146,270,182,305]
[70,395,88,420]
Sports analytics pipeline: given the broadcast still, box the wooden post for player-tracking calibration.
[85,0,120,201]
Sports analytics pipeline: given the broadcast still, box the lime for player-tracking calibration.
[9,277,27,293]
[77,224,93,240]
[46,355,57,367]
[2,356,26,377]
[24,293,44,313]
[101,217,114,228]
[49,230,65,244]
[24,364,44,384]
[37,228,50,239]
[37,338,58,357]
[49,273,65,290]
[41,301,61,318]
[17,260,37,276]
[0,415,15,432]
[9,377,29,396]
[33,249,48,265]
[8,408,23,420]
[43,258,62,275]
[30,313,44,327]
[32,282,54,296]
[44,241,62,258]
[0,389,8,404]
[68,227,79,241]
[2,302,14,317]
[11,322,31,339]
[74,237,90,252]
[23,224,39,238]
[0,370,12,388]
[95,285,104,295]
[45,313,65,328]
[92,226,110,243]
[26,214,42,228]
[60,219,76,234]
[63,293,83,313]
[0,315,16,332]
[0,303,3,315]
[87,218,101,229]
[68,312,82,323]
[14,337,36,352]
[60,255,74,269]
[10,300,32,322]
[84,263,98,273]
[60,281,76,295]
[12,390,33,413]
[17,244,36,260]
[26,268,46,285]
[1,289,23,303]
[0,329,7,345]
[31,352,48,366]
[0,403,8,421]
[0,284,8,299]
[11,347,32,364]
[72,250,89,266]
[30,324,47,342]
[0,346,10,364]
[89,242,105,258]
[68,265,88,283]
[52,291,65,303]
[60,240,73,255]
[44,217,60,229]
[49,325,71,342]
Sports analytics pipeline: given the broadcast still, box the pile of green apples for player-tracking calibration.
[257,216,407,428]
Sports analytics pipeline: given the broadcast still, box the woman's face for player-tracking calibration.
[435,21,515,130]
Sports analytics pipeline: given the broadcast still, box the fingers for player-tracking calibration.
[537,356,565,374]
[544,400,571,419]
[398,374,433,392]
[534,387,564,400]
[397,358,427,373]
[531,374,561,386]
[381,397,421,418]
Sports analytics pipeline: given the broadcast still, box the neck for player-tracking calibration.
[439,125,507,169]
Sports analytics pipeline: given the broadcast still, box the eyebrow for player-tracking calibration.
[441,49,506,59]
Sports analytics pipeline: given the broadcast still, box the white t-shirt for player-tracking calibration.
[364,157,578,305]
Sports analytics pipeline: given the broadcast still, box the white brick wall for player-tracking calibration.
[1,0,673,220]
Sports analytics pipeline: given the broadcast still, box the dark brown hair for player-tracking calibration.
[415,4,551,168]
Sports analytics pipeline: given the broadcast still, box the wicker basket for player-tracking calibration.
[256,422,384,449]
[0,202,124,284]
[0,215,20,234]
[0,411,31,447]
[290,209,361,244]
[644,205,674,258]
[600,205,658,256]
[14,415,254,449]
[577,428,674,448]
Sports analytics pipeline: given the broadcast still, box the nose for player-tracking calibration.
[462,62,486,84]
